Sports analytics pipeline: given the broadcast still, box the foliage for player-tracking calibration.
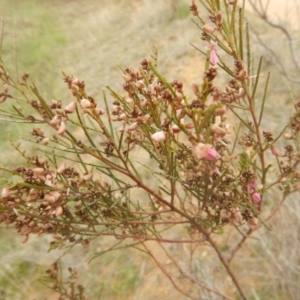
[0,1,299,299]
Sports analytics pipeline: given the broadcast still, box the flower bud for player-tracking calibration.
[203,24,215,33]
[54,206,63,217]
[238,88,246,98]
[172,125,180,133]
[128,142,135,151]
[22,235,29,244]
[247,217,258,230]
[211,124,226,136]
[72,77,79,85]
[140,99,148,107]
[57,161,66,174]
[234,211,243,224]
[151,131,166,143]
[83,173,93,181]
[44,194,56,204]
[41,138,50,145]
[81,98,92,109]
[28,189,40,202]
[64,101,77,114]
[222,155,235,162]
[192,84,199,95]
[270,145,285,157]
[119,124,126,132]
[71,84,79,96]
[96,108,105,115]
[220,209,231,219]
[238,69,248,79]
[119,113,128,121]
[192,143,220,161]
[283,133,293,140]
[214,106,226,116]
[1,187,9,199]
[128,122,139,132]
[75,201,83,210]
[126,97,133,103]
[184,122,194,129]
[33,168,44,175]
[50,191,61,201]
[135,80,145,89]
[57,120,67,136]
[251,192,262,203]
[122,74,132,82]
[50,114,61,125]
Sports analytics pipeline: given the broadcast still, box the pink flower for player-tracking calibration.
[251,193,262,203]
[205,42,219,65]
[247,182,256,194]
[192,143,219,161]
[205,147,219,161]
[247,182,262,203]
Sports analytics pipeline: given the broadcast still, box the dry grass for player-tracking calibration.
[0,0,300,299]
